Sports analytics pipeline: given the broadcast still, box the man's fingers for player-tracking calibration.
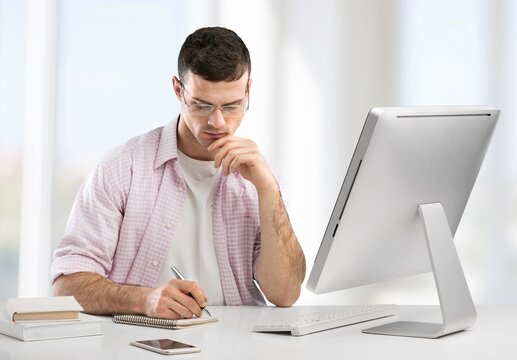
[228,153,257,175]
[221,148,256,175]
[167,292,198,318]
[175,280,206,305]
[146,280,209,319]
[157,304,182,319]
[209,136,257,169]
[213,139,247,168]
[148,290,184,319]
[207,135,232,152]
[171,280,206,317]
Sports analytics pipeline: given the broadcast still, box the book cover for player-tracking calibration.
[7,296,83,322]
[0,313,104,341]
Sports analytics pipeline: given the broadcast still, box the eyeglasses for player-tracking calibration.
[179,81,249,118]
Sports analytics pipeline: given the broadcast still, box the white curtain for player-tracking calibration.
[9,0,515,303]
[188,0,517,305]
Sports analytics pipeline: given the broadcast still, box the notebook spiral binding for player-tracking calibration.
[112,314,180,329]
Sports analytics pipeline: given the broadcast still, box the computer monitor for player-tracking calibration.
[307,106,499,338]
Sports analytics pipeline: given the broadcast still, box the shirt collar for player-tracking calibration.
[154,116,180,169]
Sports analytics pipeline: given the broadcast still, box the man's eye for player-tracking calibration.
[193,104,213,111]
[223,105,240,110]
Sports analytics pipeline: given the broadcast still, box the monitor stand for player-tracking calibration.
[362,202,477,338]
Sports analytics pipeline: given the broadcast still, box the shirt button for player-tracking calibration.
[152,260,158,266]
[165,224,171,230]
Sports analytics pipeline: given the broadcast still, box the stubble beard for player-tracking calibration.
[181,114,210,150]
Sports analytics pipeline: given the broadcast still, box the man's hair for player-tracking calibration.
[178,27,251,82]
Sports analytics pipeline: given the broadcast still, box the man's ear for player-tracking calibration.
[172,76,182,99]
[247,78,252,94]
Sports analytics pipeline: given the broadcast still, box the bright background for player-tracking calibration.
[1,0,516,305]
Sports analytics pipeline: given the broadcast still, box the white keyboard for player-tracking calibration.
[252,304,397,336]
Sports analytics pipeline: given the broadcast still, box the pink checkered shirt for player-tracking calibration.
[51,119,266,306]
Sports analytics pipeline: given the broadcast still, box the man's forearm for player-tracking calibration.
[53,272,151,315]
[256,183,306,306]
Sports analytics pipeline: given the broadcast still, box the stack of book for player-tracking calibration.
[0,296,103,341]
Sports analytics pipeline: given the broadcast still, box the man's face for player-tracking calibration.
[174,71,250,154]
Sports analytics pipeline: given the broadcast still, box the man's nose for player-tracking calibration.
[208,109,226,129]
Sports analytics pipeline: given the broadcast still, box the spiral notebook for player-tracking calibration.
[112,314,218,330]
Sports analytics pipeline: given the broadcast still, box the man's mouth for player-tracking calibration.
[204,131,226,139]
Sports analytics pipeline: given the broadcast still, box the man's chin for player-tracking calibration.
[194,136,214,150]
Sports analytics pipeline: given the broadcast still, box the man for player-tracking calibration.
[51,27,306,319]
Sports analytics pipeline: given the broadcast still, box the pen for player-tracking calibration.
[170,266,212,318]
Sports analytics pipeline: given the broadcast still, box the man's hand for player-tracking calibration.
[207,136,276,193]
[207,135,306,307]
[144,279,208,319]
[53,272,208,319]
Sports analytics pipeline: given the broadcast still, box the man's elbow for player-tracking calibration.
[53,272,92,296]
[52,274,70,296]
[265,287,301,307]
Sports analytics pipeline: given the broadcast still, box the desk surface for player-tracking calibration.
[0,305,515,360]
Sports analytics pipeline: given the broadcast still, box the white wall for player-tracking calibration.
[194,0,517,305]
[2,0,515,305]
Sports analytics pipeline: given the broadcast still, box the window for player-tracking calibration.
[52,0,187,255]
[0,0,27,301]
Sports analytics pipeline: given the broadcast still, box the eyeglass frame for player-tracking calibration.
[178,79,250,118]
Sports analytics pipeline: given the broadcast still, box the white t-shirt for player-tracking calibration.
[155,149,225,305]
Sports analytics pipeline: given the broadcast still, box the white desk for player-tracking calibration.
[0,305,515,359]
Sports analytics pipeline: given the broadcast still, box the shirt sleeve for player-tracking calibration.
[50,147,131,284]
